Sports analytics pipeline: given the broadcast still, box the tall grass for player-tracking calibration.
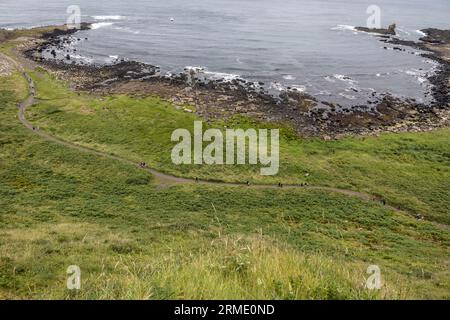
[38,236,408,300]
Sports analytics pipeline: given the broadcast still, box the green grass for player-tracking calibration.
[0,34,449,299]
[26,70,450,224]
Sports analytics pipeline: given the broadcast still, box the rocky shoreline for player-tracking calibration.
[11,24,450,138]
[384,31,450,109]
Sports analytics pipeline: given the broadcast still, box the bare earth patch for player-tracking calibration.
[77,105,95,115]
[426,44,450,62]
[0,54,14,76]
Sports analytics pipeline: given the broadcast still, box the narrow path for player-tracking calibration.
[3,52,406,213]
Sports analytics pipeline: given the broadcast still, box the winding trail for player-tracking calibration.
[3,52,405,213]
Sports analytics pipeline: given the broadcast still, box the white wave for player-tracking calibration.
[203,70,240,82]
[423,59,439,65]
[113,26,140,34]
[339,92,356,100]
[405,69,420,76]
[331,25,356,32]
[396,28,410,36]
[404,69,429,85]
[270,82,285,91]
[416,30,427,37]
[92,15,125,21]
[69,54,94,64]
[105,55,120,63]
[283,74,296,80]
[290,85,306,92]
[184,66,240,82]
[91,22,114,30]
[184,66,205,73]
[417,76,427,84]
[333,74,357,85]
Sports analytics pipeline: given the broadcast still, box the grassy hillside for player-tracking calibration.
[26,70,450,225]
[0,38,449,299]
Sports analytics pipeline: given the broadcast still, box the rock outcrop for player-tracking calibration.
[355,23,396,36]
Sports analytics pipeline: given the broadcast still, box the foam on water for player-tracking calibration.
[331,25,356,32]
[339,92,356,100]
[184,66,241,82]
[333,74,357,85]
[69,54,94,64]
[416,30,427,36]
[270,82,285,91]
[92,15,126,20]
[113,26,140,34]
[283,75,296,80]
[91,22,114,30]
[290,85,307,92]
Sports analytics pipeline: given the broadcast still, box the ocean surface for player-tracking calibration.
[1,0,449,105]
